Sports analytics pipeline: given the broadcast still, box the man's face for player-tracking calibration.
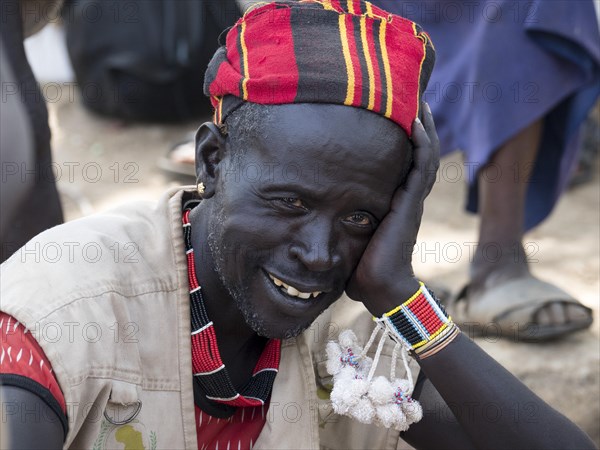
[205,103,411,338]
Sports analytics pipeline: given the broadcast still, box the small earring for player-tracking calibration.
[197,182,205,195]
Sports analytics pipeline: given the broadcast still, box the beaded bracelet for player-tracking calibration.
[376,282,460,359]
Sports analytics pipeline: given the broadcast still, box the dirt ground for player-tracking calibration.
[47,92,599,446]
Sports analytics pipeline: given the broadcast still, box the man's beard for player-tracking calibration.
[206,200,312,339]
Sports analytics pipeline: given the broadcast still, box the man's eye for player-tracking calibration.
[279,197,304,208]
[346,213,372,226]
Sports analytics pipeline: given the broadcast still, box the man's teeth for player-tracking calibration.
[268,274,321,299]
[287,286,299,297]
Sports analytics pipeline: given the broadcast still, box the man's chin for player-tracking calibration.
[246,316,312,340]
[243,295,345,339]
[228,275,343,340]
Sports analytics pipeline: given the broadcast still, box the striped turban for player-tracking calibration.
[204,0,435,137]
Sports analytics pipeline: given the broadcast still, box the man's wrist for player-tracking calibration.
[365,278,422,317]
[374,282,460,358]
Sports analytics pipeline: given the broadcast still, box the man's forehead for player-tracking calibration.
[238,103,409,153]
[222,104,410,201]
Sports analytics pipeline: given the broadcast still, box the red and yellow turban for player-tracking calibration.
[204,0,435,137]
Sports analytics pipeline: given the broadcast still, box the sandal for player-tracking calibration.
[449,276,593,342]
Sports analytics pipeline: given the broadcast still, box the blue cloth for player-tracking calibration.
[376,0,600,229]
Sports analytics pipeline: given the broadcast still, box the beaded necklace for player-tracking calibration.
[183,205,281,417]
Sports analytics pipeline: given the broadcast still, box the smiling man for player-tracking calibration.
[195,103,411,339]
[0,1,595,449]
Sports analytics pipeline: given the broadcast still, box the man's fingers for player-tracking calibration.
[422,102,440,160]
[411,116,431,163]
[415,103,439,194]
[390,106,439,215]
[412,117,436,169]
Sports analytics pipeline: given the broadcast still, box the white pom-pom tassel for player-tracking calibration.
[368,376,395,405]
[327,357,343,377]
[376,403,403,428]
[349,397,375,424]
[393,411,411,432]
[330,392,351,414]
[393,379,413,396]
[326,342,343,375]
[338,329,358,348]
[326,341,341,360]
[336,365,357,382]
[345,377,368,399]
[330,378,353,414]
[402,400,423,424]
[333,379,362,410]
[326,327,423,432]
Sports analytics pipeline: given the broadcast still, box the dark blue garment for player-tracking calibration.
[376,0,600,229]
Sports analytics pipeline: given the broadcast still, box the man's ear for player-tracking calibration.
[195,122,226,199]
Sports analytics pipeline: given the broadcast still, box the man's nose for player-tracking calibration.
[288,221,342,272]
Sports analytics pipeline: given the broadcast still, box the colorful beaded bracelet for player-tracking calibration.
[376,282,460,357]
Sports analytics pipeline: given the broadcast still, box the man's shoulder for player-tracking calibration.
[1,187,191,321]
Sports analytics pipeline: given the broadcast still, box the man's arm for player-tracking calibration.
[346,105,596,449]
[399,337,596,450]
[1,385,64,449]
[400,372,476,450]
[411,333,595,449]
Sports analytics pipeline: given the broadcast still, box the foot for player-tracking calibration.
[464,243,592,340]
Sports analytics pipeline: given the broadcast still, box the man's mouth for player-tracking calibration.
[267,273,322,300]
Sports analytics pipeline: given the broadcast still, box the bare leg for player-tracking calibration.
[471,121,541,288]
[470,119,590,329]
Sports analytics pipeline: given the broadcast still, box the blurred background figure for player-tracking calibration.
[61,0,240,123]
[571,101,600,188]
[60,0,241,175]
[0,0,65,262]
[373,0,600,342]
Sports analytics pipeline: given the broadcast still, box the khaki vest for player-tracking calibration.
[1,187,409,449]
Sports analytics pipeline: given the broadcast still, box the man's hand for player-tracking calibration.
[345,102,440,316]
